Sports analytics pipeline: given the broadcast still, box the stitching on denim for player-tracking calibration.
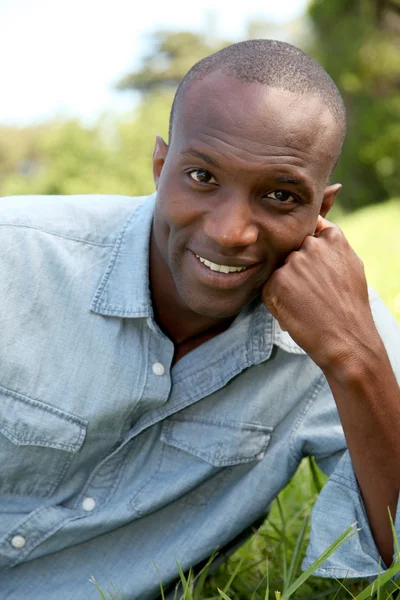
[161,437,269,466]
[93,303,148,317]
[161,420,271,466]
[328,471,360,492]
[0,223,114,247]
[74,438,133,509]
[91,209,137,308]
[289,373,327,463]
[0,384,88,429]
[6,511,82,568]
[1,449,73,497]
[164,415,273,432]
[0,423,82,453]
[173,347,247,385]
[127,437,166,514]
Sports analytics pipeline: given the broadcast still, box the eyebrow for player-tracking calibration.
[180,147,223,171]
[272,174,314,195]
[273,175,304,186]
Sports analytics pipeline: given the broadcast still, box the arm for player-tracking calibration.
[263,216,400,567]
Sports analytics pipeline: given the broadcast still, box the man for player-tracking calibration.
[0,39,399,599]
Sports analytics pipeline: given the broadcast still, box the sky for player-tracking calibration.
[0,0,308,126]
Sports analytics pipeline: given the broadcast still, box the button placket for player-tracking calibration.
[82,497,96,512]
[11,535,26,549]
[152,362,165,376]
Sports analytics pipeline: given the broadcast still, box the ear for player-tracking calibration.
[152,135,169,189]
[320,183,342,218]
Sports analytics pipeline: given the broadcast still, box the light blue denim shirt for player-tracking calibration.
[0,193,399,599]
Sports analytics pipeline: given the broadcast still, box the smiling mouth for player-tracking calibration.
[195,254,248,273]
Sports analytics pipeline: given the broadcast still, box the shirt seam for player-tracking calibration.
[173,346,250,385]
[90,209,137,309]
[289,372,327,463]
[0,222,115,247]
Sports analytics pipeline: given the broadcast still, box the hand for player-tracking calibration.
[262,216,378,370]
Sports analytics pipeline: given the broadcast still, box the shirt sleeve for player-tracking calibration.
[296,288,400,578]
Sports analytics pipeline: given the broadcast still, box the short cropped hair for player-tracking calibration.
[168,39,346,147]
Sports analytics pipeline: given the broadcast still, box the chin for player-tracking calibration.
[192,305,240,319]
[183,290,257,320]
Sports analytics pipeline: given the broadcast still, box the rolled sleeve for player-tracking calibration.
[298,288,400,578]
[303,450,395,578]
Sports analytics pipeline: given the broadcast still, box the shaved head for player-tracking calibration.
[168,39,346,160]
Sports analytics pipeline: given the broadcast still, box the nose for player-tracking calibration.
[203,196,259,248]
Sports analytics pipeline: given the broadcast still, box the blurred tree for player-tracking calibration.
[116,31,230,92]
[308,0,400,211]
[0,95,170,197]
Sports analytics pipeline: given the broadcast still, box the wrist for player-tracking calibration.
[320,332,387,384]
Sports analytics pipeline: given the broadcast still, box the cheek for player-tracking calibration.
[262,214,315,261]
[157,190,204,233]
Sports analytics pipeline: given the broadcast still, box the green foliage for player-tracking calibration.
[307,0,400,212]
[338,198,400,321]
[116,31,230,93]
[0,94,170,198]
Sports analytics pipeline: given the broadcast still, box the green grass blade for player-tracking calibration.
[277,497,288,590]
[264,557,269,600]
[153,562,166,600]
[352,560,400,600]
[308,457,325,494]
[193,550,218,600]
[286,513,310,586]
[217,589,232,600]
[377,558,381,600]
[388,507,400,561]
[251,570,270,600]
[280,522,359,600]
[176,562,193,600]
[222,557,245,593]
[332,578,356,599]
[89,576,109,600]
[109,580,126,600]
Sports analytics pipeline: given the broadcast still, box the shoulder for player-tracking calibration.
[0,194,152,246]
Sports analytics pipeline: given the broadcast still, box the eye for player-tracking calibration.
[188,169,218,185]
[265,190,296,203]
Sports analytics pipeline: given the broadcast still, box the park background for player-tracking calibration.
[1,0,399,597]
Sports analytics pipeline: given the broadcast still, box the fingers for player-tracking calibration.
[315,215,334,235]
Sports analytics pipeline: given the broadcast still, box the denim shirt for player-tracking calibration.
[0,193,399,599]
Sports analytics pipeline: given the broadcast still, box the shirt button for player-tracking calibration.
[152,362,165,376]
[82,497,96,512]
[11,535,26,549]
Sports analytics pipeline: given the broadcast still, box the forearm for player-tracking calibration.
[323,334,400,567]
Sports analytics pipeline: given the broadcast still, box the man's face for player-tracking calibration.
[152,73,342,319]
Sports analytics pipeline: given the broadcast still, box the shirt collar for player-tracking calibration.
[90,193,305,356]
[90,194,155,318]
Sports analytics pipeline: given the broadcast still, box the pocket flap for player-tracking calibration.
[161,416,272,466]
[0,385,87,453]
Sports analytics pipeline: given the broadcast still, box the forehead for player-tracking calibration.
[172,72,339,173]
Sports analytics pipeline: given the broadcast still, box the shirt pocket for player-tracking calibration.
[0,385,87,498]
[129,415,272,517]
[161,415,272,466]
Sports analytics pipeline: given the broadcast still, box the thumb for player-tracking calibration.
[314,215,334,237]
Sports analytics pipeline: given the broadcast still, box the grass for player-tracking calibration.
[337,198,400,322]
[93,199,400,599]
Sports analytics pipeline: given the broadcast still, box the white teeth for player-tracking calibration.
[195,255,247,273]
